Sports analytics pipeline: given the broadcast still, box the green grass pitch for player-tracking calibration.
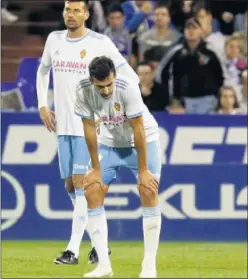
[2,241,247,278]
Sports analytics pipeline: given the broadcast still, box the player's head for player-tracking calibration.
[63,0,89,31]
[89,56,116,99]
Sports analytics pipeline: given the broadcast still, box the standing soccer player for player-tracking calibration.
[36,0,139,265]
[75,56,161,278]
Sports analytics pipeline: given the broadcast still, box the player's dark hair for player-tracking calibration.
[107,4,124,16]
[89,56,116,81]
[65,0,89,7]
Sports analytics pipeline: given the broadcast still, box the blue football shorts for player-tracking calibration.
[57,135,90,179]
[98,140,162,185]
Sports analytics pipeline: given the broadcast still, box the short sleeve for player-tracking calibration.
[74,84,94,119]
[40,32,53,68]
[123,83,144,118]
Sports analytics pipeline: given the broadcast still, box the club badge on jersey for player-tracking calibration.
[80,50,86,59]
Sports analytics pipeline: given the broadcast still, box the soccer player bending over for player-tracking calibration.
[75,56,162,278]
[36,0,139,265]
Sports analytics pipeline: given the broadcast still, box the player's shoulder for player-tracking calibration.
[87,29,108,41]
[115,74,137,91]
[76,78,92,91]
[47,30,67,41]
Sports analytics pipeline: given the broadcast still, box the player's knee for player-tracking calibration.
[72,174,85,189]
[139,186,156,202]
[65,178,74,193]
[85,182,106,208]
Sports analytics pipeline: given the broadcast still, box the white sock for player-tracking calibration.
[66,188,88,258]
[88,206,111,268]
[142,206,161,269]
[68,191,76,207]
[86,225,95,248]
[68,191,94,248]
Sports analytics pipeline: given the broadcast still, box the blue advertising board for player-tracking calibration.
[1,112,247,241]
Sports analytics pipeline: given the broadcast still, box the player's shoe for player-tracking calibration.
[88,247,112,264]
[139,268,157,278]
[54,250,78,265]
[83,265,113,278]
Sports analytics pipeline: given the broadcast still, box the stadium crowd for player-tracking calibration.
[2,0,248,114]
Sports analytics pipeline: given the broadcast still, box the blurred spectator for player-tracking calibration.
[104,4,131,62]
[88,0,106,33]
[138,3,181,61]
[136,61,169,111]
[170,0,194,32]
[215,86,241,114]
[167,99,185,114]
[210,1,248,35]
[239,70,248,114]
[155,18,224,114]
[1,0,18,24]
[122,0,155,34]
[223,35,247,101]
[233,9,248,61]
[193,0,220,32]
[144,46,167,70]
[193,1,226,63]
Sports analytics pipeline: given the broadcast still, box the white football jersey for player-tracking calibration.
[75,74,159,147]
[39,29,137,136]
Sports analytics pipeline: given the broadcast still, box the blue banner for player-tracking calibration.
[1,112,247,241]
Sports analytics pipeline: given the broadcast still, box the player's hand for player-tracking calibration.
[39,106,56,132]
[83,168,105,191]
[138,169,159,194]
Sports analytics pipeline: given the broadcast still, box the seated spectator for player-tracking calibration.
[193,1,226,64]
[234,9,248,61]
[104,5,132,62]
[138,3,181,61]
[155,17,224,114]
[122,0,155,35]
[223,35,247,101]
[214,86,242,114]
[143,45,169,70]
[239,70,248,114]
[167,99,185,114]
[136,61,169,111]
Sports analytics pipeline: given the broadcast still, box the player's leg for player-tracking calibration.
[130,140,162,278]
[54,136,79,264]
[83,144,117,278]
[68,136,93,261]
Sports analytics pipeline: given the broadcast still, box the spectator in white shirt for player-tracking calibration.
[223,35,247,101]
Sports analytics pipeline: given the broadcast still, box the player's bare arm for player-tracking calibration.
[128,116,159,194]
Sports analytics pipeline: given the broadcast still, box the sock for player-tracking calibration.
[142,206,162,269]
[86,224,95,248]
[68,191,76,207]
[66,188,88,258]
[88,206,111,268]
[68,190,94,249]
